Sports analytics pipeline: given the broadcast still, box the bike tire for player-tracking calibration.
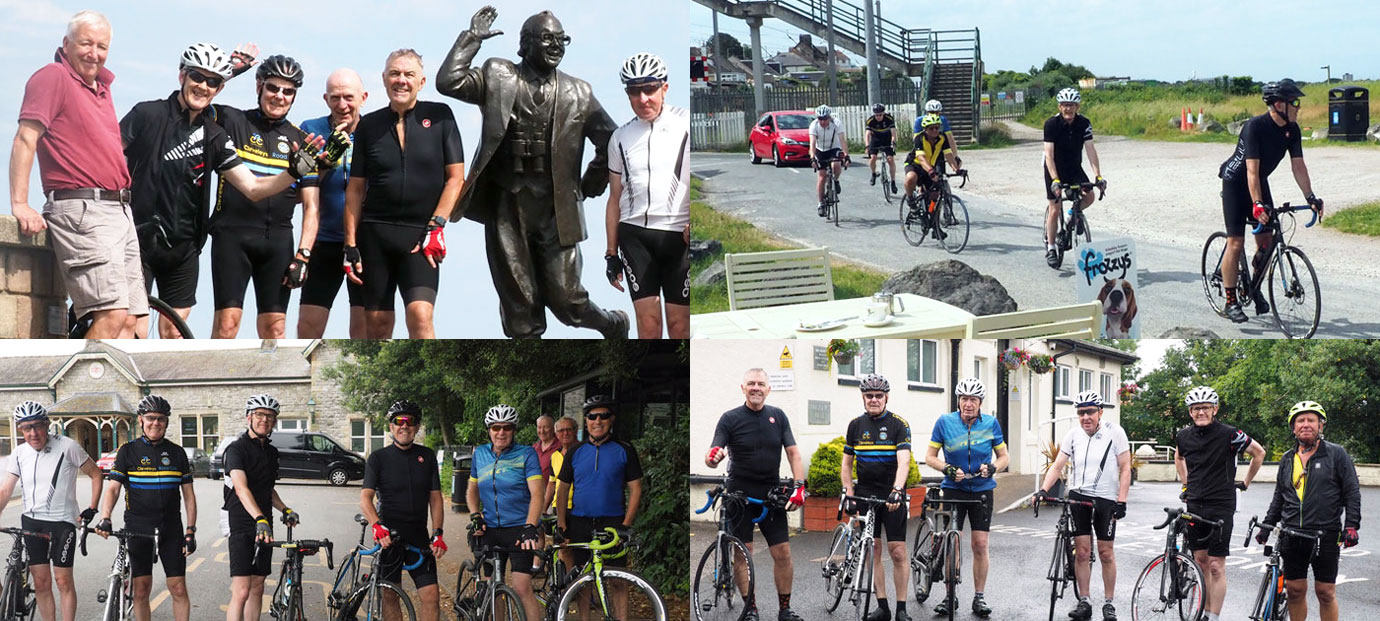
[1046,533,1065,621]
[900,196,925,246]
[1250,564,1274,621]
[823,523,850,612]
[555,567,667,621]
[492,582,527,621]
[881,168,896,204]
[1200,231,1251,319]
[148,296,194,339]
[940,194,970,254]
[1078,211,1093,246]
[830,184,840,227]
[911,518,935,603]
[285,591,308,621]
[943,530,961,621]
[1130,551,1203,621]
[101,575,122,621]
[854,537,873,621]
[693,535,752,621]
[1267,246,1320,339]
[1,567,18,620]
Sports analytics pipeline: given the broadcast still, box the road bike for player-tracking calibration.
[454,523,528,621]
[870,147,899,204]
[68,296,192,339]
[908,484,985,621]
[692,480,768,621]
[1242,516,1322,621]
[328,514,421,621]
[549,526,666,620]
[1128,507,1222,621]
[255,521,334,621]
[78,523,159,621]
[821,493,907,621]
[901,169,970,253]
[1046,181,1105,269]
[1200,201,1321,338]
[0,527,49,620]
[815,154,849,227]
[533,515,570,620]
[1033,495,1096,621]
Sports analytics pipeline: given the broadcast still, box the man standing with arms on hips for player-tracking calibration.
[10,10,144,338]
[1174,386,1265,621]
[360,400,447,621]
[925,378,1007,618]
[841,375,912,621]
[1261,401,1361,621]
[705,368,808,621]
[1036,391,1131,621]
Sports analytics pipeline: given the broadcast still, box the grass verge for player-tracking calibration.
[1324,201,1380,236]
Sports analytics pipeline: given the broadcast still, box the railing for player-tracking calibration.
[691,111,748,149]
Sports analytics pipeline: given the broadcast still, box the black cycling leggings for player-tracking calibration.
[211,228,293,312]
[357,221,439,311]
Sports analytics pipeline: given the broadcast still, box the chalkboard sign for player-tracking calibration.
[808,400,830,425]
[813,346,829,371]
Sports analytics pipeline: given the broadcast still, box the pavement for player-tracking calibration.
[689,481,1380,620]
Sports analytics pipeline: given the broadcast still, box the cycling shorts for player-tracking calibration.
[478,526,534,576]
[227,527,273,576]
[905,163,943,190]
[725,479,790,547]
[1221,179,1274,237]
[298,241,364,309]
[616,223,688,305]
[938,489,992,532]
[1184,502,1234,557]
[853,487,907,543]
[813,148,843,168]
[21,516,77,568]
[210,228,293,312]
[1067,491,1118,541]
[376,522,438,588]
[357,221,439,312]
[140,239,200,309]
[1043,166,1089,201]
[1281,530,1340,583]
[866,143,895,157]
[125,514,187,578]
[566,515,628,569]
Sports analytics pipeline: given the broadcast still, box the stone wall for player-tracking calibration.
[0,216,66,338]
[308,342,359,447]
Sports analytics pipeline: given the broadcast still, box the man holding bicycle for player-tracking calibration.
[1216,78,1323,324]
[840,374,912,621]
[94,395,197,621]
[809,105,848,218]
[1173,386,1264,621]
[923,378,1007,618]
[1260,401,1361,621]
[1042,87,1105,269]
[0,401,103,621]
[866,104,899,195]
[1035,391,1130,621]
[360,400,446,621]
[904,114,963,229]
[705,367,808,621]
[467,404,546,621]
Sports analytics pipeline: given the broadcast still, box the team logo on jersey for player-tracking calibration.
[768,417,775,424]
[277,140,290,155]
[422,119,431,128]
[880,430,888,441]
[161,456,171,466]
[250,133,264,147]
[418,456,424,463]
[862,431,871,441]
[140,456,151,466]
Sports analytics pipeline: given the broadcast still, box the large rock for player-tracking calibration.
[880,260,1017,316]
[1198,118,1226,133]
[689,239,722,263]
[693,260,726,288]
[1227,120,1248,136]
[1168,116,1182,129]
[1367,122,1380,142]
[1157,327,1221,339]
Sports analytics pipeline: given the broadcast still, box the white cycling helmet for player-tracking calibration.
[245,394,280,415]
[924,99,943,113]
[955,377,986,401]
[485,404,518,427]
[619,52,667,85]
[13,401,49,424]
[180,42,235,80]
[1056,88,1081,104]
[815,105,832,119]
[1184,386,1219,406]
[1074,390,1104,409]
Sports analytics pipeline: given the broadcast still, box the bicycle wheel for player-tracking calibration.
[830,182,840,227]
[693,535,752,621]
[823,523,850,612]
[939,194,969,254]
[1077,210,1093,246]
[881,167,896,204]
[1200,231,1248,317]
[284,592,308,621]
[1129,552,1203,621]
[101,575,122,621]
[854,538,874,621]
[943,531,961,621]
[1267,246,1320,339]
[900,196,925,246]
[452,561,482,620]
[1046,534,1066,621]
[147,296,194,338]
[555,568,666,621]
[911,518,935,603]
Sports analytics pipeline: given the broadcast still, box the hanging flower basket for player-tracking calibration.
[827,339,861,369]
[1027,353,1054,374]
[1118,381,1140,403]
[1000,347,1029,371]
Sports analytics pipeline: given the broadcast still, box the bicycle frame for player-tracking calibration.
[259,523,335,621]
[838,495,884,613]
[1,528,48,621]
[79,524,160,621]
[1243,516,1321,621]
[693,484,767,615]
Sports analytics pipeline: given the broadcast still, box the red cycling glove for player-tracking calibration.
[419,222,446,264]
[372,523,391,542]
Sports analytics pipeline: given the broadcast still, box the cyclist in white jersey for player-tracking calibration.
[605,53,690,339]
[809,105,848,216]
[0,401,104,621]
[1035,391,1130,621]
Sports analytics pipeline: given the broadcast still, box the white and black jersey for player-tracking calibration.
[1059,421,1129,501]
[608,105,690,232]
[3,435,91,525]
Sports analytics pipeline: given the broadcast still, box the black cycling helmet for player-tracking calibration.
[137,394,171,416]
[1261,78,1304,105]
[387,399,422,420]
[872,103,885,114]
[256,54,304,88]
[582,394,617,414]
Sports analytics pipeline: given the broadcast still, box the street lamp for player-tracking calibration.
[1321,65,1331,84]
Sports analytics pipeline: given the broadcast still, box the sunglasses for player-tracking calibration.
[1076,409,1100,417]
[586,412,613,421]
[186,70,224,89]
[1287,99,1301,108]
[862,393,886,401]
[539,33,571,46]
[624,83,663,96]
[17,423,47,433]
[391,416,419,427]
[489,424,515,433]
[264,83,297,97]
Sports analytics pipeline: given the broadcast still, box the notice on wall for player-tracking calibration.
[813,346,830,371]
[779,346,793,369]
[808,399,830,425]
[768,371,794,391]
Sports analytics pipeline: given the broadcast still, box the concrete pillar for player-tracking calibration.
[0,216,66,338]
[863,0,881,106]
[748,16,766,118]
[825,0,838,104]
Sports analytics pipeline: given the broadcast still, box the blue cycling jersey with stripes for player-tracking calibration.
[470,443,543,528]
[929,411,1006,492]
[844,411,911,492]
[107,436,192,519]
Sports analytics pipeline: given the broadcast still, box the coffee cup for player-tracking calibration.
[866,302,890,323]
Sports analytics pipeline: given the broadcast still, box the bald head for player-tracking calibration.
[323,68,367,130]
[325,68,364,92]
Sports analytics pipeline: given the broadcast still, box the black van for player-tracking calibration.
[210,431,366,486]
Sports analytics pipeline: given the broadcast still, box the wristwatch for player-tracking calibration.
[186,525,197,533]
[296,247,311,259]
[430,215,447,228]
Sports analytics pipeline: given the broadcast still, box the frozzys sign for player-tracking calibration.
[1075,237,1140,338]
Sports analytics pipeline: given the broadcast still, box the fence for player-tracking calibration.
[691,111,747,149]
[690,83,925,150]
[982,90,1030,121]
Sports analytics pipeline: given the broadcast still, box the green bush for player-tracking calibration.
[631,414,689,597]
[806,434,923,498]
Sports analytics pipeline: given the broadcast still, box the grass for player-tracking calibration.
[689,178,889,314]
[1323,201,1380,236]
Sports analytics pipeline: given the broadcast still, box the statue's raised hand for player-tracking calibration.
[470,6,504,40]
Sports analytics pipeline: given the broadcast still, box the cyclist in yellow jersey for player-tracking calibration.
[903,114,962,218]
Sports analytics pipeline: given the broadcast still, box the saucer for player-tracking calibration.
[863,315,894,327]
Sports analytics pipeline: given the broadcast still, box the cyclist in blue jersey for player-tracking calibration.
[916,100,962,166]
[923,378,1008,618]
[466,405,545,621]
[841,375,912,621]
[298,68,370,338]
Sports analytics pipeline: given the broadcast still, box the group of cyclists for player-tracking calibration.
[0,390,645,621]
[703,369,1363,621]
[10,10,690,339]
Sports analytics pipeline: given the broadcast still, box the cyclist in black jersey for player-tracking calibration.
[1216,78,1323,323]
[344,49,465,339]
[866,104,899,195]
[210,54,320,339]
[1043,88,1105,269]
[95,395,198,621]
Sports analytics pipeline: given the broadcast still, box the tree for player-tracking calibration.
[704,32,746,60]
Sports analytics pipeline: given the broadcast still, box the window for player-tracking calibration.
[277,419,305,432]
[351,419,385,453]
[201,417,219,452]
[1055,365,1071,398]
[351,420,366,452]
[181,417,197,438]
[309,435,336,452]
[973,357,986,383]
[1101,373,1114,403]
[907,340,939,385]
[1079,369,1093,393]
[838,339,875,378]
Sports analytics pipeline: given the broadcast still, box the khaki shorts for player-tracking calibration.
[43,197,148,319]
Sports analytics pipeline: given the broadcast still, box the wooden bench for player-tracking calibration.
[725,248,834,311]
[965,300,1103,339]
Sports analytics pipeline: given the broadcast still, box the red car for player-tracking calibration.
[749,110,814,167]
[97,450,116,474]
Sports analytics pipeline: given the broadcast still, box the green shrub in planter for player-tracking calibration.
[807,434,923,498]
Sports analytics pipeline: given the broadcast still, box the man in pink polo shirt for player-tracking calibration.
[9,10,146,338]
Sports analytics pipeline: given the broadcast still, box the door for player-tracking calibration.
[750,114,772,156]
[274,432,309,479]
[303,434,339,479]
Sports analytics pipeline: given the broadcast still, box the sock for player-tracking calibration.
[1047,243,1056,251]
[778,592,791,611]
[1225,288,1238,304]
[877,598,890,613]
[1104,598,1113,606]
[974,591,984,600]
[1079,595,1089,603]
[896,601,907,614]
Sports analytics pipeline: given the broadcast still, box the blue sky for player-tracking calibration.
[690,0,1379,82]
[1,0,688,339]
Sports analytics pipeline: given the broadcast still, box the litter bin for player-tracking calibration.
[1328,86,1369,141]
[450,449,472,512]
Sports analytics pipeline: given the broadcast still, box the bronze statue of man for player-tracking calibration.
[437,6,628,338]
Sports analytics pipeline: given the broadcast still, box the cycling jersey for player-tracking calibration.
[866,114,896,145]
[210,106,318,234]
[363,443,441,528]
[908,133,952,169]
[929,411,1006,493]
[470,443,542,528]
[299,115,353,243]
[1219,112,1302,183]
[557,437,643,519]
[549,449,572,510]
[1058,421,1129,501]
[3,434,90,525]
[1174,420,1252,509]
[608,105,689,232]
[913,114,952,135]
[220,430,279,533]
[808,119,844,151]
[710,403,797,486]
[120,92,243,246]
[1043,113,1094,179]
[843,411,911,492]
[106,436,192,520]
[351,101,464,228]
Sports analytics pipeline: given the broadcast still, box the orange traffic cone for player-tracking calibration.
[1181,107,1188,132]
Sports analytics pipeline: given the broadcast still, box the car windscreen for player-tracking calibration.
[776,114,812,130]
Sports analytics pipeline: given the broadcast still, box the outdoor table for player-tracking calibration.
[691,293,976,339]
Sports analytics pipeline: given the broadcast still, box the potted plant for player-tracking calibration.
[1038,440,1067,497]
[1118,381,1140,404]
[1130,453,1146,484]
[1027,353,1054,375]
[826,339,861,370]
[1000,347,1029,372]
[804,437,849,531]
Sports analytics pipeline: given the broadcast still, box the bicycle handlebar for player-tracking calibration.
[1060,181,1105,202]
[360,542,423,571]
[1250,202,1320,235]
[836,493,909,520]
[695,487,769,524]
[254,537,335,571]
[0,527,50,540]
[1031,495,1094,518]
[1242,515,1323,549]
[79,525,157,560]
[1153,506,1224,532]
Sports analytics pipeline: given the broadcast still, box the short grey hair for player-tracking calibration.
[385,48,423,71]
[66,10,110,40]
[742,368,768,382]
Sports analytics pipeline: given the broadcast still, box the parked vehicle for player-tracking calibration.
[749,110,814,167]
[210,431,364,485]
[97,451,117,474]
[185,446,211,478]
